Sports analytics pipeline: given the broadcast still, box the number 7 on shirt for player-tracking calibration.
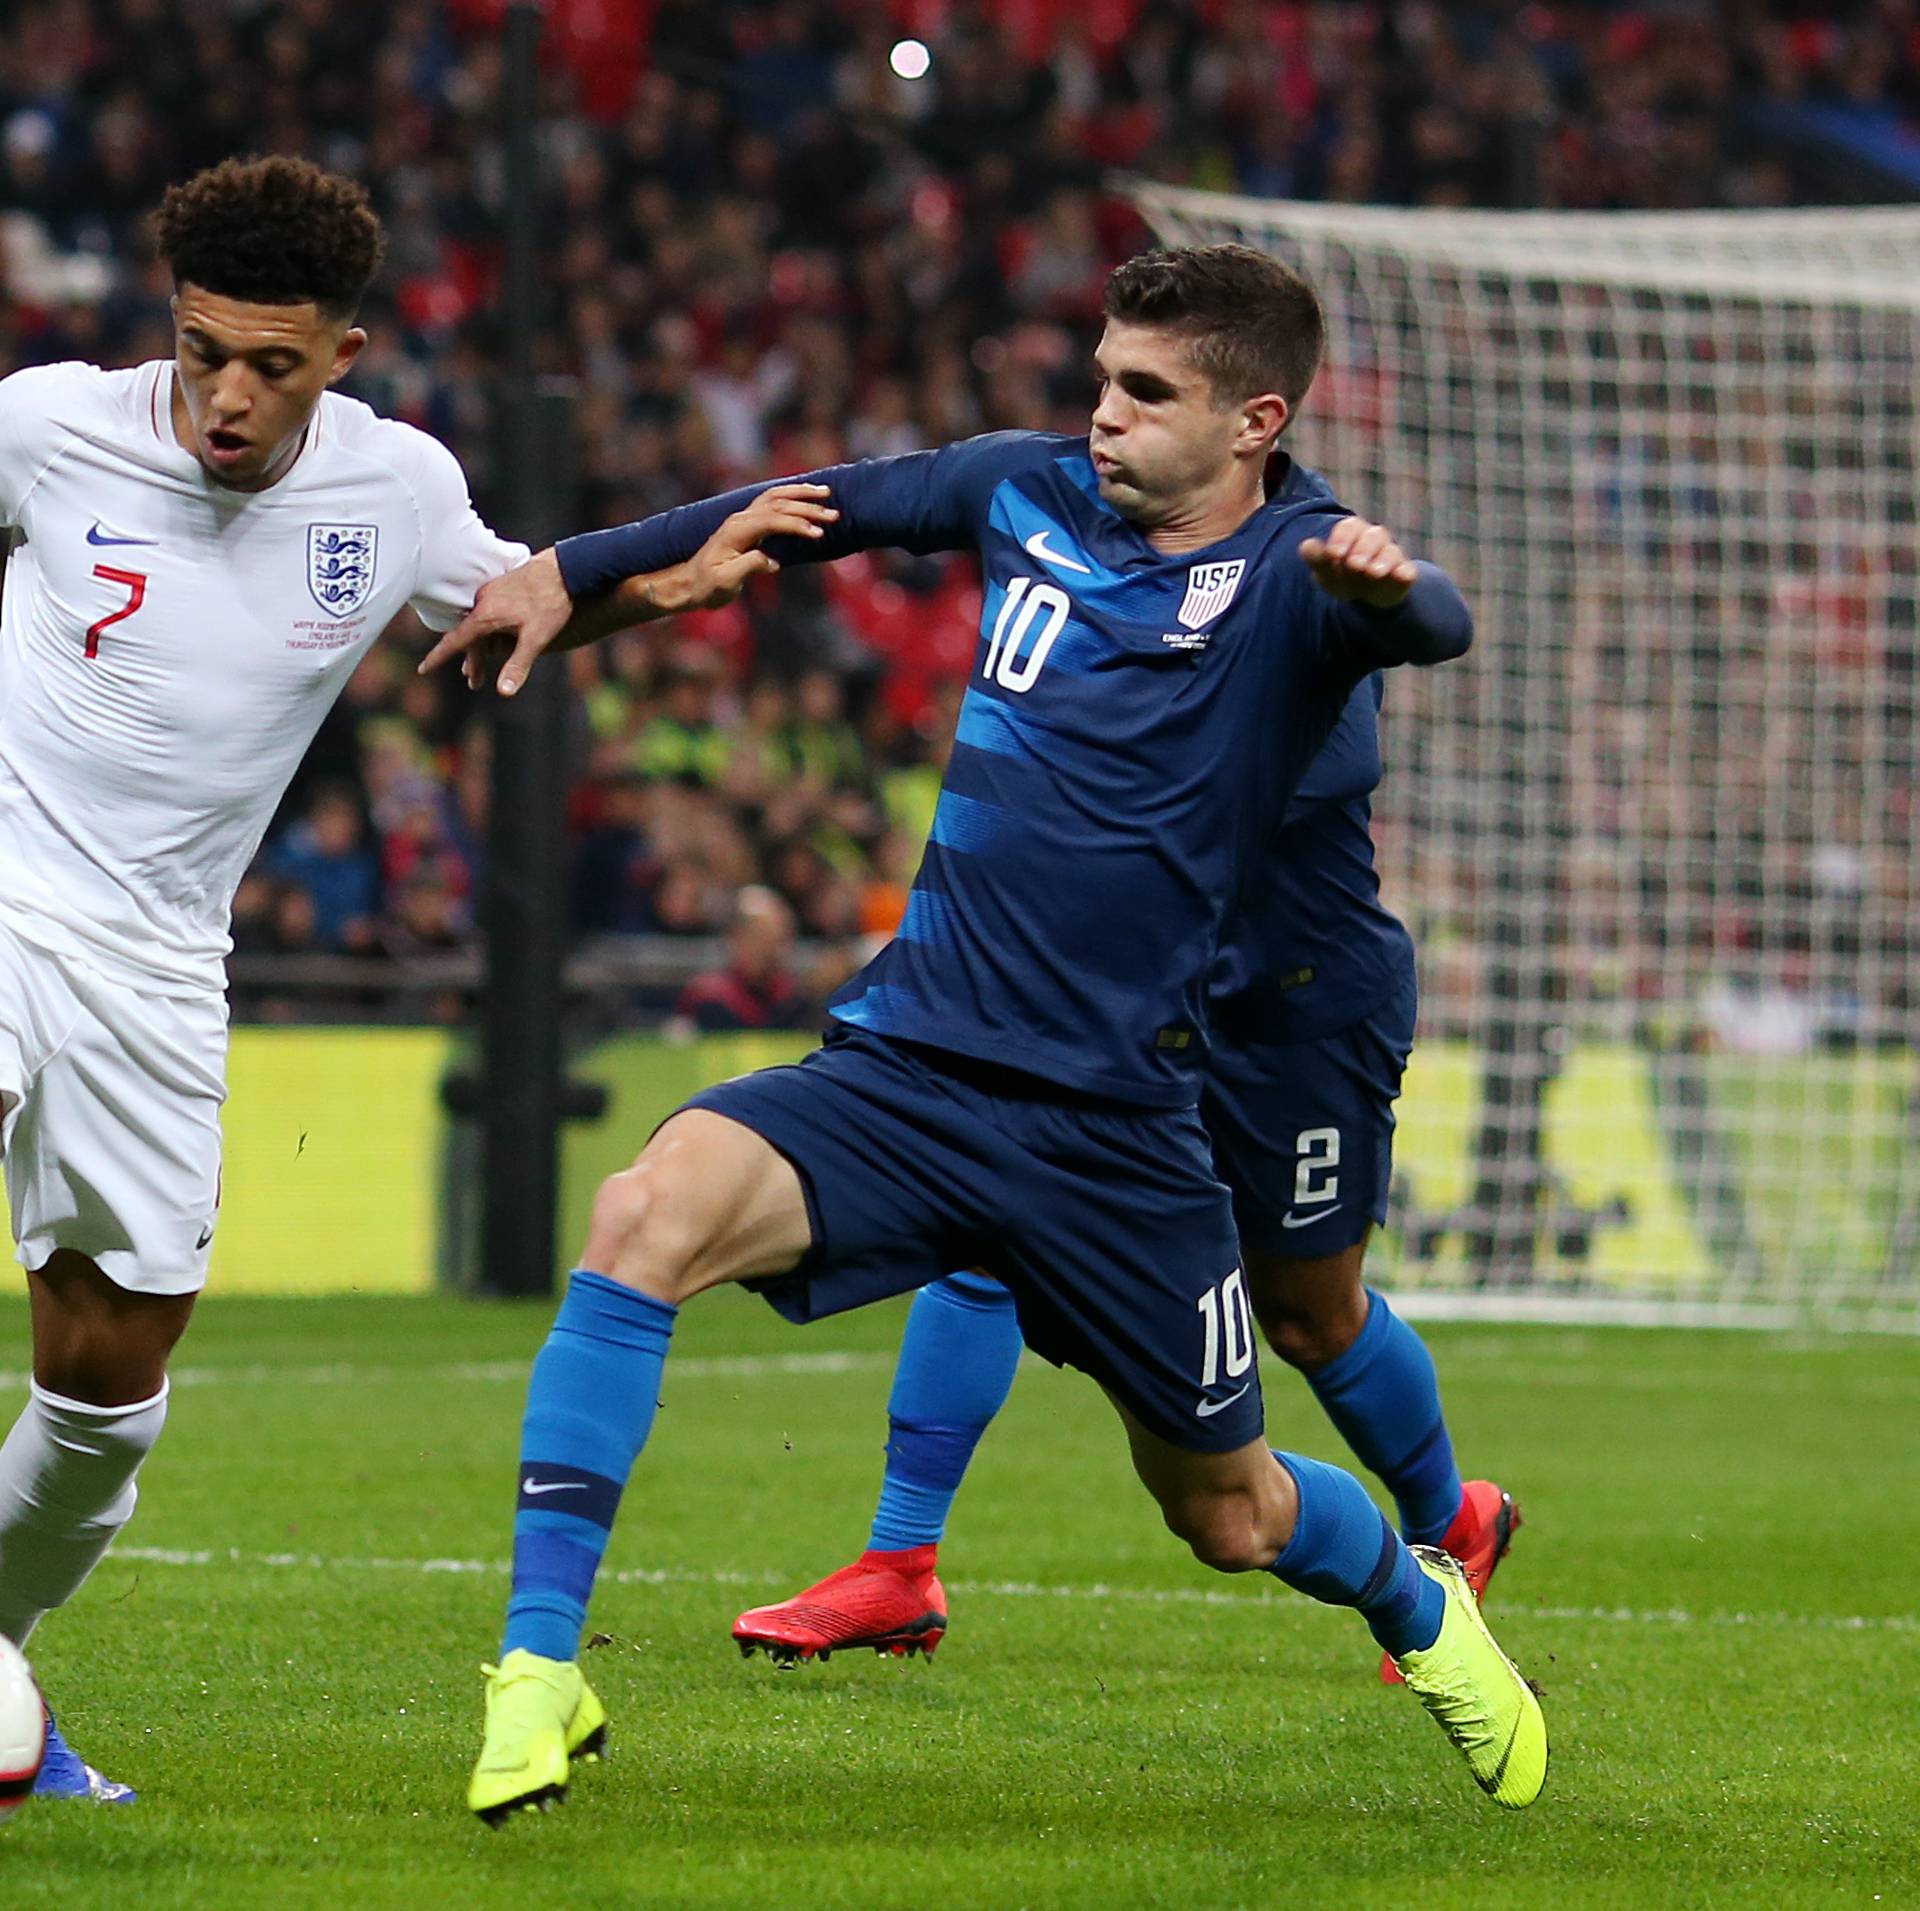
[86,564,147,660]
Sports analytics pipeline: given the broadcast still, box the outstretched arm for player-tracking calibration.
[1299,517,1473,666]
[419,434,1023,695]
[421,483,840,694]
[553,437,1008,599]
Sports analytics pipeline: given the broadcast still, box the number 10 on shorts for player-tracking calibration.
[1197,1267,1255,1388]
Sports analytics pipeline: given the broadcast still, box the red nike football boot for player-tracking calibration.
[1379,1479,1521,1685]
[733,1546,947,1666]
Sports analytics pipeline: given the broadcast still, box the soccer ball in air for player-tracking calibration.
[0,1636,45,1822]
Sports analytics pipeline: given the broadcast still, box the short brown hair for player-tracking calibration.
[155,155,385,320]
[1103,244,1325,422]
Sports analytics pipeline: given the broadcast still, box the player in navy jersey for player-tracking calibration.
[431,245,1547,1821]
[731,674,1519,1685]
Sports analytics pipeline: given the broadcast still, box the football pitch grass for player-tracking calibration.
[1,1293,1913,1909]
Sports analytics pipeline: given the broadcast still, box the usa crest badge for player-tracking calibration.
[307,523,378,617]
[1178,558,1247,630]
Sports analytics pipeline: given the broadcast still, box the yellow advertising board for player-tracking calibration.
[3,1027,1908,1301]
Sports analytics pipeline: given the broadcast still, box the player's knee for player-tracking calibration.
[1258,1305,1353,1371]
[29,1268,190,1407]
[582,1164,708,1304]
[1162,1493,1274,1575]
[34,1331,168,1409]
[1248,1243,1373,1371]
[1253,1279,1369,1371]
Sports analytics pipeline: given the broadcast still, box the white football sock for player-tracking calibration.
[0,1379,168,1645]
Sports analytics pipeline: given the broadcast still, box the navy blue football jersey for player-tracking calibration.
[559,431,1468,1106]
[1209,674,1416,1047]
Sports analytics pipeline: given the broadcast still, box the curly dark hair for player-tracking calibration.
[1104,245,1325,425]
[155,155,385,319]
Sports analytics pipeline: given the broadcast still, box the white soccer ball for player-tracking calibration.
[0,1636,45,1822]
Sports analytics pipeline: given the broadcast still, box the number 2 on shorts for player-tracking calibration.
[1294,1126,1340,1206]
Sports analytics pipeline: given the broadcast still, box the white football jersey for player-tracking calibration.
[0,360,527,995]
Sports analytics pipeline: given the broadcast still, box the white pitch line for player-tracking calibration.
[107,1544,1919,1635]
[1392,1292,1920,1336]
[4,1349,1917,1404]
[0,1350,897,1393]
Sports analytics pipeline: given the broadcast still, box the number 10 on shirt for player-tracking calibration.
[982,575,1068,693]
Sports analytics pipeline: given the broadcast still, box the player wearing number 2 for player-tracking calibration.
[436,244,1547,1823]
[0,155,804,1800]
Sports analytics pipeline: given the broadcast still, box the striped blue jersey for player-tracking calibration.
[1210,675,1416,1047]
[558,431,1469,1106]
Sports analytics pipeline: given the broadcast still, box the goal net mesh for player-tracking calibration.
[1131,185,1920,1328]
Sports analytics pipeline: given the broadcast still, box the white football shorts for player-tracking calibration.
[0,917,226,1296]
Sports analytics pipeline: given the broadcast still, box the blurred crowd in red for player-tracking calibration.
[0,0,1910,1022]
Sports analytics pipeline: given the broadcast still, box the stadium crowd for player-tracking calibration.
[0,0,1914,1029]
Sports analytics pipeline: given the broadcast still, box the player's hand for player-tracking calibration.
[1298,517,1418,608]
[418,548,573,697]
[673,483,838,610]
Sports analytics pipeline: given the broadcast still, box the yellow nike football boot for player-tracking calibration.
[467,1649,608,1825]
[1392,1548,1548,1808]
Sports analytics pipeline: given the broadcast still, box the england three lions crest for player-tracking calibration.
[307,524,378,617]
[1178,558,1246,630]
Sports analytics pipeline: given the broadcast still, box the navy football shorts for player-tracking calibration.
[1200,971,1417,1258]
[683,1028,1264,1454]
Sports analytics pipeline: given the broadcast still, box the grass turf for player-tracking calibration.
[0,1293,1914,1909]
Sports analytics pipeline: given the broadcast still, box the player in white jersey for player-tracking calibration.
[0,155,812,1800]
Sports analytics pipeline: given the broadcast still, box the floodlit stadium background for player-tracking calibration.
[2,2,1915,1324]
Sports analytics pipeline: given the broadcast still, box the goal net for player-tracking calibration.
[1131,185,1920,1330]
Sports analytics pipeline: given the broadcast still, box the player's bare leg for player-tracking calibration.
[1107,1396,1300,1572]
[578,1110,814,1305]
[26,1251,195,1408]
[1244,1235,1373,1372]
[0,1251,189,1802]
[1245,1235,1518,1681]
[471,1111,814,1823]
[1107,1397,1545,1806]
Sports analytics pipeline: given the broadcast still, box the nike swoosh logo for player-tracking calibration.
[1487,1711,1524,1794]
[1195,1382,1252,1419]
[195,1226,214,1251]
[1280,1203,1343,1230]
[1023,530,1091,575]
[520,1479,588,1496]
[87,523,157,547]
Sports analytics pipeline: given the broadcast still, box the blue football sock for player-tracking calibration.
[503,1270,677,1662]
[1268,1451,1446,1657]
[1303,1288,1463,1546]
[867,1269,1024,1553]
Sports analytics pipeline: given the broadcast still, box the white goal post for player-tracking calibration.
[1130,183,1920,1330]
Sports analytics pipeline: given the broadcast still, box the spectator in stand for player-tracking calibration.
[268,884,318,957]
[783,667,867,793]
[647,857,725,937]
[670,884,814,1034]
[718,679,795,809]
[266,784,381,954]
[228,871,280,959]
[633,646,732,787]
[858,826,921,940]
[574,772,657,935]
[379,872,471,959]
